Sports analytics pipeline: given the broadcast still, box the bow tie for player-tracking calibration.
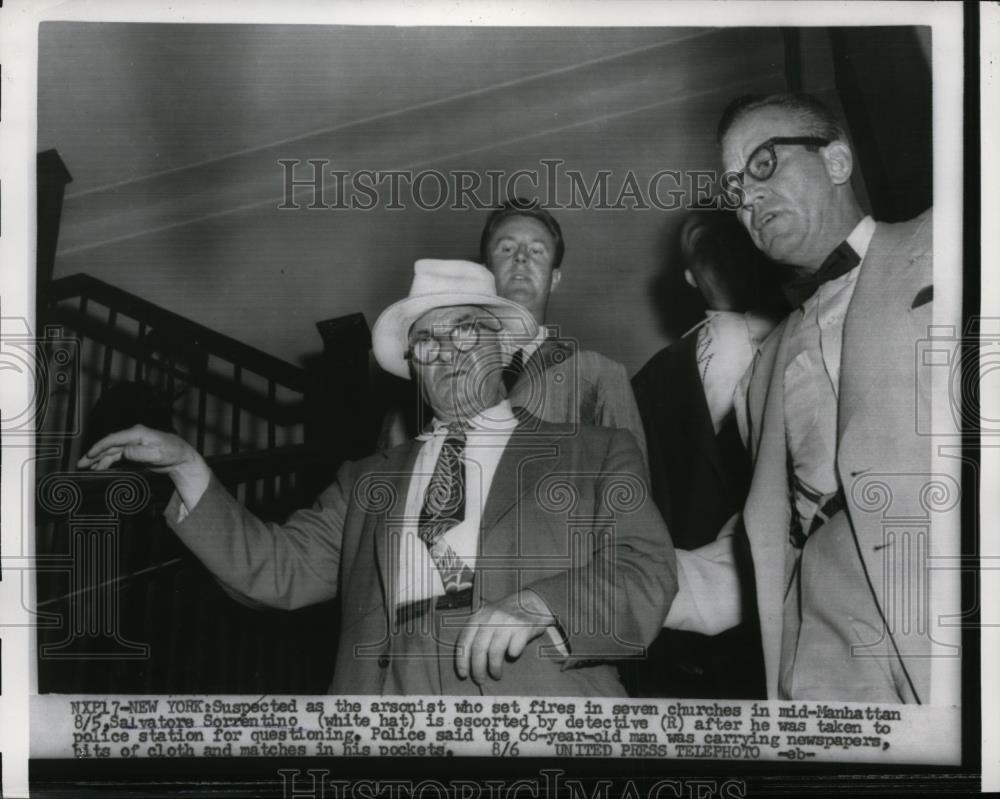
[784,241,861,307]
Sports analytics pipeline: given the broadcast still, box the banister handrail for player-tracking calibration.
[47,272,310,392]
[45,306,308,424]
[206,442,332,482]
[35,442,332,524]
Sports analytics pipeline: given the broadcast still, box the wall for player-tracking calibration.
[40,24,789,375]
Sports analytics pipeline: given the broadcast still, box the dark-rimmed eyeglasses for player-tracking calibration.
[405,316,503,366]
[720,136,831,205]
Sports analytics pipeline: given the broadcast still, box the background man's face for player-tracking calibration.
[681,216,754,312]
[722,106,840,269]
[485,216,561,319]
[409,305,505,422]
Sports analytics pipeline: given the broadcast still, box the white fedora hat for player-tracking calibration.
[372,259,538,380]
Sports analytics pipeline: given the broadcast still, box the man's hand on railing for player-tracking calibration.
[78,425,212,512]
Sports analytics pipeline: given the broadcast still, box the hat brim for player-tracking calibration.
[372,291,538,379]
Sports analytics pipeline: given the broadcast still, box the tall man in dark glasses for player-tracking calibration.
[664,93,948,703]
[79,259,677,696]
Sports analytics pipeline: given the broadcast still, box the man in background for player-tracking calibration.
[479,198,647,461]
[631,209,783,698]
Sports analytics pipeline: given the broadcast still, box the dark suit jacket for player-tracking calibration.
[630,331,765,699]
[633,333,751,544]
[167,418,677,696]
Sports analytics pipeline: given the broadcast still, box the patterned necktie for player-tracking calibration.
[502,348,526,392]
[784,241,861,307]
[418,422,474,593]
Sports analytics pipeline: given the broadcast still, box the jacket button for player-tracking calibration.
[378,655,390,668]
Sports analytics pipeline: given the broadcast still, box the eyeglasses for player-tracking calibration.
[720,136,831,206]
[405,316,502,366]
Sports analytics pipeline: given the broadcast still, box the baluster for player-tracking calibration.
[279,471,289,507]
[255,625,268,692]
[100,308,118,393]
[164,353,176,403]
[134,321,147,382]
[60,354,79,473]
[196,387,207,453]
[236,612,251,692]
[231,364,242,453]
[166,568,184,691]
[268,380,277,449]
[263,381,277,508]
[142,576,157,693]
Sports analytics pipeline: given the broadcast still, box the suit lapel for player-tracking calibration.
[839,220,922,440]
[742,320,795,697]
[536,338,572,372]
[372,418,555,613]
[837,217,932,631]
[371,440,422,617]
[480,417,557,536]
[514,339,574,389]
[839,224,886,440]
[674,333,730,486]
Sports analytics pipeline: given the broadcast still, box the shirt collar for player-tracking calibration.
[516,324,550,360]
[787,215,875,310]
[418,399,518,440]
[846,215,876,262]
[683,309,774,344]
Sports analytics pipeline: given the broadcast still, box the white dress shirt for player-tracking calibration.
[394,399,517,608]
[692,310,776,434]
[784,214,875,532]
[510,323,549,364]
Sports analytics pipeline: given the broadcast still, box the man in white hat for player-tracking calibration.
[378,200,648,465]
[80,259,677,696]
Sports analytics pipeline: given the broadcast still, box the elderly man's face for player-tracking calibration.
[722,106,841,269]
[485,216,561,322]
[408,305,506,422]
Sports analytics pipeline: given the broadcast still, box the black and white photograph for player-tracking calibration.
[0,1,990,797]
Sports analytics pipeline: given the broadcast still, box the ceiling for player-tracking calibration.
[39,24,701,195]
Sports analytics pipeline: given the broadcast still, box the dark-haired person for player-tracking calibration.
[479,199,647,463]
[630,210,783,699]
[663,93,947,703]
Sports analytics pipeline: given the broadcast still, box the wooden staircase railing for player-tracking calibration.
[35,269,377,694]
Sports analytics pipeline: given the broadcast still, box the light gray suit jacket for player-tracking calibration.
[508,339,649,467]
[669,209,953,703]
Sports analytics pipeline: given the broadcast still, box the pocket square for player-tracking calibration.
[911,285,933,309]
